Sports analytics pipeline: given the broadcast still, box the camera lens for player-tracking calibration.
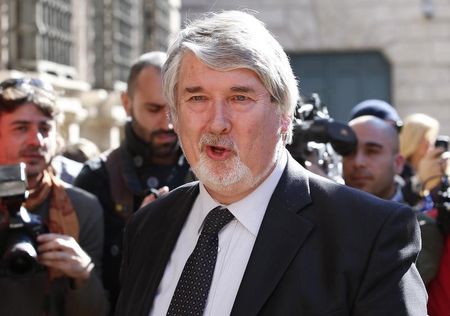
[3,235,38,275]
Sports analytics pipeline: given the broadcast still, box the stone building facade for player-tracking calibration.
[0,0,181,151]
[180,0,450,135]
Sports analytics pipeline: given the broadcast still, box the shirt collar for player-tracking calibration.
[197,149,288,236]
[390,182,404,203]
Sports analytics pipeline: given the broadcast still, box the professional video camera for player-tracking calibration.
[286,93,357,182]
[0,163,47,276]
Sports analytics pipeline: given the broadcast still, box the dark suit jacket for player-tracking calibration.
[115,154,427,316]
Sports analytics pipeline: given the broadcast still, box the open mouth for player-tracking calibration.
[211,145,226,153]
[206,145,232,160]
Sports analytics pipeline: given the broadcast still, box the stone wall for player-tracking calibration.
[181,0,450,135]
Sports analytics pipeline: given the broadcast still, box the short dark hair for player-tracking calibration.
[126,51,167,97]
[0,77,58,118]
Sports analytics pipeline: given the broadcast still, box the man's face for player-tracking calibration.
[174,52,289,204]
[343,117,403,200]
[122,66,178,160]
[0,103,56,185]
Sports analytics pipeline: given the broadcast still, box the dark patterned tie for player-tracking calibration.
[166,206,234,316]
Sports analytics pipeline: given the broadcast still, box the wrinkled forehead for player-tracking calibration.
[0,102,55,123]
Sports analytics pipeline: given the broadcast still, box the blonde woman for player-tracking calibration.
[400,113,447,207]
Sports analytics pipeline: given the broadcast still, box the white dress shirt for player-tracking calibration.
[150,149,287,316]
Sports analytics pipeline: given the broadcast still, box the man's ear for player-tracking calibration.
[121,91,132,117]
[280,115,291,137]
[394,154,406,175]
[172,116,180,135]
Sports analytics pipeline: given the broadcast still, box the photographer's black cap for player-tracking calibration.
[350,99,403,131]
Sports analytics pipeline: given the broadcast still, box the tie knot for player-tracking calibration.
[202,206,234,235]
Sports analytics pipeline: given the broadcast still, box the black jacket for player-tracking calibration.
[74,125,192,313]
[116,153,426,316]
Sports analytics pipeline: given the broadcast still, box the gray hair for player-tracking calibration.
[162,10,299,142]
[127,51,167,97]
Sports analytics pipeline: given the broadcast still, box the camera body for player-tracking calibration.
[0,163,47,276]
[435,135,449,152]
[286,93,357,181]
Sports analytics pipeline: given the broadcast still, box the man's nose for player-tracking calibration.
[353,150,366,166]
[27,129,44,147]
[208,100,231,134]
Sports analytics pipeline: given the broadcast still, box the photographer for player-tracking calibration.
[399,113,447,210]
[0,78,107,315]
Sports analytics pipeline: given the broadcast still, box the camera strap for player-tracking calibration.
[25,168,79,280]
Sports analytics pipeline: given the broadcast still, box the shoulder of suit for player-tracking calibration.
[306,169,411,216]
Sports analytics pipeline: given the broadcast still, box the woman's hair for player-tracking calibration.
[400,113,439,160]
[162,10,299,142]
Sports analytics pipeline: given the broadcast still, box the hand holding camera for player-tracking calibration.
[37,233,94,287]
[0,164,94,285]
[417,148,447,191]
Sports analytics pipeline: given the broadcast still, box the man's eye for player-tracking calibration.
[39,126,51,135]
[189,95,205,102]
[14,125,27,132]
[232,95,248,102]
[366,148,380,155]
[148,107,161,113]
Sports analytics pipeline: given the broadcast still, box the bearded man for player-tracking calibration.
[74,52,192,313]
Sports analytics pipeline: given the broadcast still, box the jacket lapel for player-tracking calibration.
[139,183,200,315]
[231,155,314,316]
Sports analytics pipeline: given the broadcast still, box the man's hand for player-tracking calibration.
[37,233,94,287]
[140,186,170,208]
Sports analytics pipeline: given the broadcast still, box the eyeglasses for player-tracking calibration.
[0,78,56,110]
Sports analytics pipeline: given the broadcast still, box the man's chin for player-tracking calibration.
[348,181,368,191]
[193,158,254,193]
[198,172,242,194]
[152,143,179,158]
[24,162,46,177]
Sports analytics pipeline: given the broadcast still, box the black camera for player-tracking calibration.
[435,135,449,152]
[286,93,357,181]
[0,163,47,276]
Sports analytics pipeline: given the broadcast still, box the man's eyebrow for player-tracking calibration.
[184,86,204,94]
[183,86,256,94]
[11,120,30,125]
[144,102,166,108]
[230,86,255,93]
[364,141,383,149]
[11,119,52,126]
